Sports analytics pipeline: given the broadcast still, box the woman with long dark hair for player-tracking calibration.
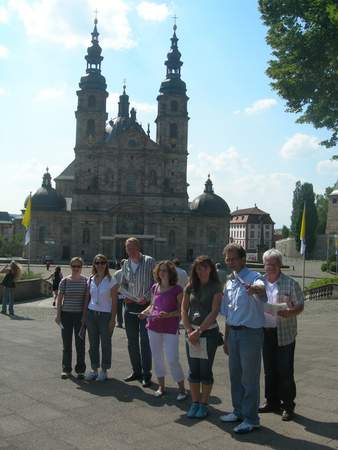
[83,254,118,382]
[46,266,63,307]
[181,256,223,419]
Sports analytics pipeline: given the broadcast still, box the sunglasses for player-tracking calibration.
[71,265,82,269]
[95,261,107,265]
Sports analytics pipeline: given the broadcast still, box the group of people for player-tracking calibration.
[52,237,304,434]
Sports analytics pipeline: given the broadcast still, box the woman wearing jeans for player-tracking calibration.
[140,260,186,400]
[181,256,222,419]
[55,257,87,379]
[1,261,21,316]
[83,254,118,382]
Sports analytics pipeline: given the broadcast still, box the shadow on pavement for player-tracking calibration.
[293,413,338,441]
[71,377,222,411]
[7,313,34,321]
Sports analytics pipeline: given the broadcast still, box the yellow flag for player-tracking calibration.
[22,195,31,229]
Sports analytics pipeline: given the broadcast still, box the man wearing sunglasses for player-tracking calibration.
[121,237,155,387]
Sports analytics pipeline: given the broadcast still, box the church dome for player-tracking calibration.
[190,176,230,217]
[25,168,66,212]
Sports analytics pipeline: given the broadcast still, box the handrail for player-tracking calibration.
[304,283,338,301]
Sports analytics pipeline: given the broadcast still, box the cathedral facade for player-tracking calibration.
[25,21,230,263]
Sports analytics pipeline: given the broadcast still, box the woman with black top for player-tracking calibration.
[1,261,21,316]
[55,257,87,379]
[181,255,223,419]
[46,266,63,307]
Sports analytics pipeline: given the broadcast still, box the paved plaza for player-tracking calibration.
[0,298,338,450]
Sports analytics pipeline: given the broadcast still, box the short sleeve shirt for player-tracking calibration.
[88,276,118,313]
[59,276,87,313]
[186,281,222,326]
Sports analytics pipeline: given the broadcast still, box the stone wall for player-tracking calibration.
[276,235,329,260]
[0,278,52,302]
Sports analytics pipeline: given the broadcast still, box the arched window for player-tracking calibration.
[149,170,157,186]
[208,230,217,245]
[168,230,176,247]
[39,226,46,243]
[82,228,90,245]
[126,175,136,193]
[86,119,96,137]
[88,95,96,108]
[171,100,178,112]
[169,123,178,139]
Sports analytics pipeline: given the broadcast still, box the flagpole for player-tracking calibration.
[300,201,306,291]
[302,252,306,291]
[27,225,31,274]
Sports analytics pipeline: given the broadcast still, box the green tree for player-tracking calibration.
[290,181,318,256]
[259,0,338,148]
[282,225,290,238]
[316,186,334,234]
[0,234,23,257]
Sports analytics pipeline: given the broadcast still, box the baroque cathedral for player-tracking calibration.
[25,20,230,263]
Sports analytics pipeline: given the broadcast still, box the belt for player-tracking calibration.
[229,325,248,330]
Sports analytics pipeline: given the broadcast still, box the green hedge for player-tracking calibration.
[306,277,338,290]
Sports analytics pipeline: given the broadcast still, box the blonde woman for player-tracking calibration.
[1,261,21,316]
[83,254,118,382]
[55,257,87,379]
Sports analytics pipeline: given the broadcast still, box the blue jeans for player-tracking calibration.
[86,310,113,370]
[228,327,263,426]
[124,303,152,379]
[2,287,14,315]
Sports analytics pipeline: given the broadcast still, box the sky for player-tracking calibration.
[0,0,337,228]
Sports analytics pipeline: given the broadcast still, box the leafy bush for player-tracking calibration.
[306,277,338,290]
[321,263,328,272]
[329,261,337,272]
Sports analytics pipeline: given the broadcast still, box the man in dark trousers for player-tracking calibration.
[120,237,155,387]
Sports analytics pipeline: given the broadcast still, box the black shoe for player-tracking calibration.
[124,373,142,382]
[142,378,152,388]
[281,409,294,421]
[259,402,280,413]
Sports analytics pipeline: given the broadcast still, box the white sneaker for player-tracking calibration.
[97,370,107,381]
[220,412,241,423]
[176,391,188,401]
[233,420,260,434]
[85,371,98,381]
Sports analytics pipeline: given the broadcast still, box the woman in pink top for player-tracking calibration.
[140,260,187,400]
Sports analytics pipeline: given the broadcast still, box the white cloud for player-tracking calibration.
[0,159,65,212]
[131,100,156,113]
[280,133,320,159]
[34,87,66,102]
[136,2,170,21]
[244,98,277,115]
[8,0,135,49]
[0,6,9,23]
[0,45,9,58]
[317,159,338,175]
[0,87,7,96]
[107,91,156,118]
[187,146,297,227]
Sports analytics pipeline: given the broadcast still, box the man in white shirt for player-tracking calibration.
[172,258,188,289]
[259,249,304,422]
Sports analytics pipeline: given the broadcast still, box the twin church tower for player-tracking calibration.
[26,20,230,263]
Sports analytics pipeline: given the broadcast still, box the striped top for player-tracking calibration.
[59,276,87,313]
[120,254,155,303]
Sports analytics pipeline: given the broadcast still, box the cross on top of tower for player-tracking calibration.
[172,14,178,31]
